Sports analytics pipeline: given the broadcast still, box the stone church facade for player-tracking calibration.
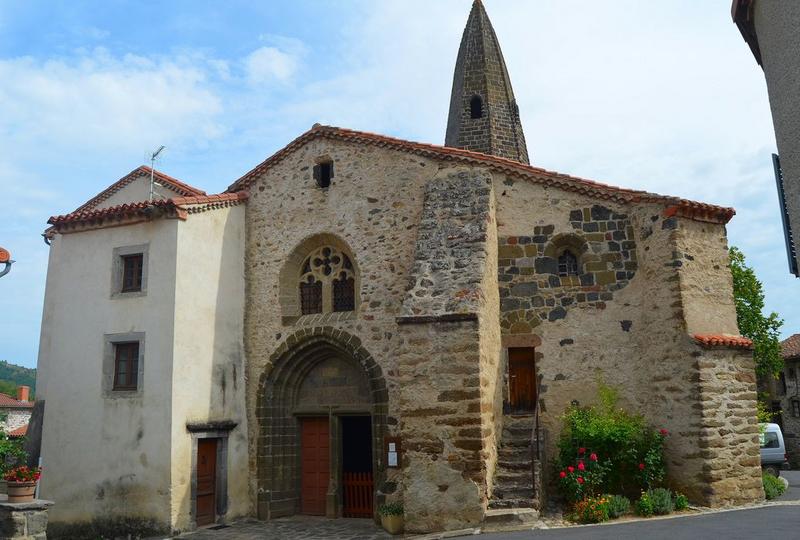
[36,1,763,536]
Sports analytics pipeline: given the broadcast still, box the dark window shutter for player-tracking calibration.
[773,153,799,276]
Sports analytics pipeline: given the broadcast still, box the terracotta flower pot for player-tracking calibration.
[380,514,404,535]
[7,481,36,503]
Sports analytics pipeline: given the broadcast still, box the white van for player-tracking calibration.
[760,423,788,476]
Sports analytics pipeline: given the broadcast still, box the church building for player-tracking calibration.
[36,1,764,535]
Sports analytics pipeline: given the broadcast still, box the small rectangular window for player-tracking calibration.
[793,401,800,418]
[121,254,144,292]
[313,161,333,188]
[113,342,139,391]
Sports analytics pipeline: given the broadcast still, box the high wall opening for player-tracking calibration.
[256,328,388,520]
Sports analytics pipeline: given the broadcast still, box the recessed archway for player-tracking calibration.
[279,234,361,321]
[256,328,388,520]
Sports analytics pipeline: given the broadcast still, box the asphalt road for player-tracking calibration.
[778,469,800,501]
[479,506,798,540]
[479,470,800,540]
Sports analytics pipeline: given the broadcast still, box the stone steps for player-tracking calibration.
[487,415,539,520]
[483,507,539,530]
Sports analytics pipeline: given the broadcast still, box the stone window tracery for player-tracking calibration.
[299,246,356,315]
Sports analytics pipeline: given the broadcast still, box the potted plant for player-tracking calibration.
[378,502,404,535]
[5,466,41,503]
[0,432,28,494]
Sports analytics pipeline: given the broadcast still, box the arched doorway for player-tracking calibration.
[256,328,388,520]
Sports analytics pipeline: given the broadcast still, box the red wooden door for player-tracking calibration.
[301,417,330,515]
[196,438,217,526]
[509,348,536,412]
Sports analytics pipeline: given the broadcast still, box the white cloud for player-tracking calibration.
[244,46,299,84]
[0,48,225,155]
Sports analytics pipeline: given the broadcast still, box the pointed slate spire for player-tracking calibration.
[445,0,530,164]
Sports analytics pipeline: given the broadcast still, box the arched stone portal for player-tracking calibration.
[257,328,389,520]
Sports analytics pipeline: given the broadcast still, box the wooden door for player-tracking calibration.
[509,348,536,412]
[196,438,217,526]
[301,417,330,515]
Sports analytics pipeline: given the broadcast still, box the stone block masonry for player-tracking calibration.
[0,499,53,540]
[397,169,501,532]
[498,204,637,334]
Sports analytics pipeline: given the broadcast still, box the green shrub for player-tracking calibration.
[648,488,674,515]
[556,382,668,500]
[763,473,786,500]
[377,502,403,516]
[607,495,631,519]
[572,496,611,523]
[674,492,689,511]
[635,491,654,517]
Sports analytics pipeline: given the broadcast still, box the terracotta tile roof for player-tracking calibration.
[0,393,34,409]
[7,424,27,438]
[73,166,206,214]
[48,192,249,231]
[781,334,800,360]
[227,124,737,224]
[693,334,754,349]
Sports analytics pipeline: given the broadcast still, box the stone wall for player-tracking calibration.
[492,174,763,506]
[694,346,763,504]
[243,139,502,532]
[498,204,636,335]
[0,409,32,433]
[396,169,501,531]
[776,358,800,467]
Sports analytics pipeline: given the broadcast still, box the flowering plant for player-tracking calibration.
[4,466,41,483]
[556,382,668,499]
[557,451,609,502]
[572,495,611,523]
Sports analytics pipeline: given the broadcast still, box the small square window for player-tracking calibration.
[112,244,148,298]
[313,161,334,188]
[113,342,139,391]
[121,254,144,292]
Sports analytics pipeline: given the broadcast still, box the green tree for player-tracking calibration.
[728,246,783,377]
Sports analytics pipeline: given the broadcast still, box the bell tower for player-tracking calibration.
[445,0,529,164]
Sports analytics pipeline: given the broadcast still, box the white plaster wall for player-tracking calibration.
[754,1,800,274]
[36,220,178,528]
[97,175,189,210]
[170,206,249,531]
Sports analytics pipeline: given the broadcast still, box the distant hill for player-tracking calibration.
[0,361,36,398]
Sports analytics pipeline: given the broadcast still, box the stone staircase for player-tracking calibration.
[484,415,540,529]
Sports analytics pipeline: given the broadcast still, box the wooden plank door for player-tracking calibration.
[301,417,330,515]
[196,438,217,526]
[509,348,536,412]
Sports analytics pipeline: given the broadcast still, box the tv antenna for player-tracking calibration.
[149,145,165,201]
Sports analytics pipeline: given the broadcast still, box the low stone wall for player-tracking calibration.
[0,499,52,540]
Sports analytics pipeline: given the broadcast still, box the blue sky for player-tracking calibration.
[1,0,798,369]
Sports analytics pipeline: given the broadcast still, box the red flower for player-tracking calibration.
[559,471,567,479]
[578,462,585,471]
[578,447,586,454]
[577,476,584,484]
[639,463,645,470]
[568,466,575,473]
[660,429,669,436]
[589,453,598,462]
